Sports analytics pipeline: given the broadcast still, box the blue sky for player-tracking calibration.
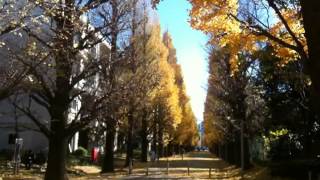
[157,0,208,123]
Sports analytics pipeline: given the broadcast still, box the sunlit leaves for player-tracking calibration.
[189,0,306,72]
[162,31,198,146]
[149,25,182,128]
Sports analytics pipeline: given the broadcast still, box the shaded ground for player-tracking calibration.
[0,151,291,179]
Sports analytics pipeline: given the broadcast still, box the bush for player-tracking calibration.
[0,149,14,160]
[72,147,88,157]
[67,155,91,166]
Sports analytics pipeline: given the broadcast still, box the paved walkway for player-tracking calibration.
[78,151,242,179]
[0,151,270,179]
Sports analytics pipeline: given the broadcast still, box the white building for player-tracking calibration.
[0,2,112,155]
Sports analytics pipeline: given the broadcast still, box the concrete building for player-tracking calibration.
[0,40,110,153]
[0,4,112,155]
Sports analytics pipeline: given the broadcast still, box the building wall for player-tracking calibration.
[0,6,111,152]
[0,40,111,153]
[0,128,48,153]
[0,97,49,153]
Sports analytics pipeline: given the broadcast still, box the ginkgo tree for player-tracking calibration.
[203,43,277,171]
[148,25,182,157]
[163,31,198,150]
[188,0,320,109]
[0,0,122,179]
[0,1,201,179]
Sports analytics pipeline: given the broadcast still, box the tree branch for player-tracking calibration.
[267,0,307,59]
[13,101,51,137]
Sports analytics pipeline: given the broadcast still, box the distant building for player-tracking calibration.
[197,121,204,147]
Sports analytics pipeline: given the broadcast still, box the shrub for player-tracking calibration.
[72,147,88,157]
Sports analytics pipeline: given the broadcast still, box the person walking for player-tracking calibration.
[25,150,34,170]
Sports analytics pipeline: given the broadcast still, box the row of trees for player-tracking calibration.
[0,0,198,180]
[189,0,320,173]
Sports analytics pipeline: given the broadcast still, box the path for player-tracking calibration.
[75,151,243,179]
[0,152,268,179]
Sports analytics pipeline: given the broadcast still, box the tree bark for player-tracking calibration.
[152,131,158,157]
[229,142,235,164]
[45,92,70,180]
[125,109,134,166]
[152,113,158,154]
[158,122,164,158]
[300,0,320,110]
[234,139,240,167]
[243,137,251,169]
[102,122,115,172]
[44,135,68,180]
[140,114,148,162]
[78,129,89,149]
[44,2,74,177]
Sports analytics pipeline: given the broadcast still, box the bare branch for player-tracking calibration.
[13,101,51,137]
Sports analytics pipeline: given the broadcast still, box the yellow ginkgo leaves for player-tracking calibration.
[189,0,306,71]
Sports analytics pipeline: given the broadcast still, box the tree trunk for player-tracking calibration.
[45,97,70,180]
[44,135,68,180]
[243,137,251,169]
[102,123,115,172]
[220,145,224,159]
[302,110,314,159]
[224,144,228,162]
[158,123,164,158]
[152,119,157,154]
[302,131,313,158]
[125,110,134,166]
[241,118,244,171]
[300,0,320,110]
[140,115,148,162]
[78,129,89,149]
[228,142,235,164]
[234,139,240,167]
[217,145,221,158]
